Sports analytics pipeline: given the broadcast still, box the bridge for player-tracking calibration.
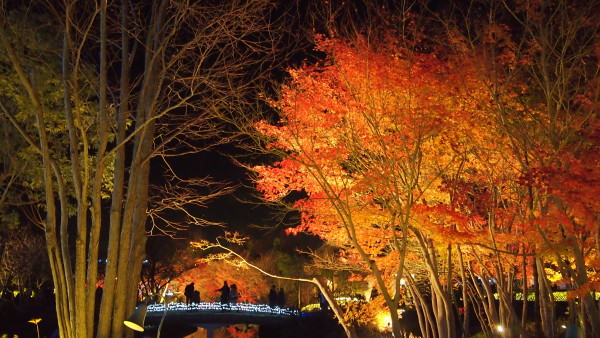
[141,302,300,337]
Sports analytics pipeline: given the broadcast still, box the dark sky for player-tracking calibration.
[148,140,321,258]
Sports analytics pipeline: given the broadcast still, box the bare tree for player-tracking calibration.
[0,0,294,337]
[0,226,50,303]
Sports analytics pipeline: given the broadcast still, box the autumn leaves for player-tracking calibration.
[253,10,599,335]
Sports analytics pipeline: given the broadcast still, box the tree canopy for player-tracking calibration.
[253,1,599,336]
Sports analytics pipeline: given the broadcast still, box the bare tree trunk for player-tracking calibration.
[457,246,469,338]
[407,276,436,338]
[414,233,456,338]
[520,251,528,338]
[96,0,130,335]
[572,244,600,337]
[535,257,556,338]
[313,277,357,338]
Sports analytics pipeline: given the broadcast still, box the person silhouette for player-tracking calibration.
[277,287,285,307]
[184,282,195,305]
[319,292,329,311]
[268,285,277,307]
[216,281,230,304]
[229,284,239,305]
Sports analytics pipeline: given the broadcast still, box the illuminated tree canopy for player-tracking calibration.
[253,1,599,336]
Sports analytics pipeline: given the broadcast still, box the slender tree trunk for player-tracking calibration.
[407,277,436,338]
[533,253,541,335]
[86,0,109,334]
[571,243,600,336]
[520,252,528,338]
[313,277,357,338]
[96,0,130,335]
[535,257,556,338]
[457,246,469,338]
[415,234,456,338]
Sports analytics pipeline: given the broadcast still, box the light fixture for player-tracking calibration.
[124,303,148,332]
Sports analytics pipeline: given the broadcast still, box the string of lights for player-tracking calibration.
[146,302,299,316]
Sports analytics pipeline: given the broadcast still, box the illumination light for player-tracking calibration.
[124,303,148,332]
[145,302,298,316]
[335,296,361,302]
[375,309,404,332]
[497,325,504,333]
[375,311,392,332]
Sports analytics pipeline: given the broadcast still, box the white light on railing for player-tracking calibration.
[146,302,298,316]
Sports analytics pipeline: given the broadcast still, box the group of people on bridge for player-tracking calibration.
[268,285,285,308]
[215,281,240,305]
[183,281,240,305]
[183,282,200,304]
[183,281,286,308]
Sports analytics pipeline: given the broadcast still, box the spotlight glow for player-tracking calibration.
[375,311,392,332]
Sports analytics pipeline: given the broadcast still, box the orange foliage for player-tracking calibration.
[254,35,496,291]
[172,261,269,303]
[254,27,599,330]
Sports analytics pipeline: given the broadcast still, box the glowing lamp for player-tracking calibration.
[124,303,147,332]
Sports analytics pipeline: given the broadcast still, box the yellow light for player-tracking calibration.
[375,311,392,332]
[124,304,147,332]
[124,320,144,332]
[28,318,42,324]
[497,325,504,333]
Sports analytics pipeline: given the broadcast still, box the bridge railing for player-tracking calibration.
[147,302,299,316]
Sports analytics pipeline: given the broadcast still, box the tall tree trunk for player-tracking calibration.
[96,0,130,336]
[457,246,469,338]
[535,257,556,338]
[533,253,541,335]
[520,252,528,338]
[572,244,600,337]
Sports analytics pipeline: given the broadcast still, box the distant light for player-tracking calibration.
[561,325,567,329]
[497,325,504,332]
[143,259,149,263]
